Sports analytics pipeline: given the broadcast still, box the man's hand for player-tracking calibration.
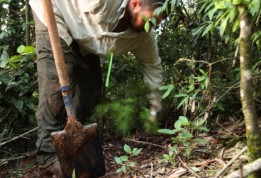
[148,107,157,123]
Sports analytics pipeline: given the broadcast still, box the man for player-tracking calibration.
[30,0,164,177]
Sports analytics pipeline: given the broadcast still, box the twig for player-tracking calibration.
[216,115,240,138]
[0,106,14,137]
[0,151,36,165]
[123,138,166,150]
[0,156,26,166]
[177,155,201,178]
[0,127,38,147]
[224,157,261,178]
[214,146,247,178]
[150,162,153,178]
[174,58,230,67]
[194,81,240,120]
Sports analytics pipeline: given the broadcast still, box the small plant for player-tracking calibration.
[158,116,209,164]
[161,145,178,166]
[142,15,157,32]
[114,144,142,174]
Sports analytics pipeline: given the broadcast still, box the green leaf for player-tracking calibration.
[215,1,227,9]
[154,7,163,16]
[202,23,214,36]
[184,146,192,156]
[150,17,157,27]
[177,97,189,109]
[232,0,242,5]
[181,131,193,139]
[216,103,225,111]
[132,148,142,156]
[192,25,206,36]
[142,14,148,21]
[220,16,229,36]
[174,93,189,97]
[207,7,217,20]
[178,116,189,126]
[121,165,127,173]
[163,154,171,159]
[228,7,236,23]
[124,144,132,154]
[199,69,206,75]
[198,126,209,132]
[17,45,25,54]
[116,167,123,173]
[171,137,179,143]
[72,169,76,178]
[160,84,174,99]
[8,55,23,63]
[194,138,208,145]
[114,157,123,164]
[15,100,24,111]
[129,161,136,167]
[194,76,205,82]
[249,0,260,17]
[168,150,174,157]
[144,21,150,32]
[204,1,215,13]
[25,100,35,109]
[158,129,175,134]
[188,84,195,93]
[0,74,11,83]
[174,120,182,130]
[193,118,205,127]
[23,46,35,54]
[162,0,170,12]
[119,155,129,161]
[169,146,178,152]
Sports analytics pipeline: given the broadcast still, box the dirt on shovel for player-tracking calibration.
[51,116,105,178]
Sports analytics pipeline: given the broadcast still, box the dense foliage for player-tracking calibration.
[0,0,260,138]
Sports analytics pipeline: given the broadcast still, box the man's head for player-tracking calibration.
[127,0,165,32]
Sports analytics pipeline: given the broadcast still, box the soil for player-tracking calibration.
[0,117,249,178]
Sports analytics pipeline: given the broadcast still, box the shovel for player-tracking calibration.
[41,0,105,177]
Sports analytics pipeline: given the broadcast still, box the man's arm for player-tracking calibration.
[131,32,163,112]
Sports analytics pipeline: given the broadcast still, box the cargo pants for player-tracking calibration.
[33,12,103,160]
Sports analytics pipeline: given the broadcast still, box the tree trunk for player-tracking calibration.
[25,0,30,46]
[238,5,261,178]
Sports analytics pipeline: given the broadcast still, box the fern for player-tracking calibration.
[92,82,158,136]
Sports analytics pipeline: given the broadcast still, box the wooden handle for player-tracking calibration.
[42,0,75,116]
[41,0,69,87]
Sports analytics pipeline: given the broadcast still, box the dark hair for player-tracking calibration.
[140,0,168,18]
[140,0,165,8]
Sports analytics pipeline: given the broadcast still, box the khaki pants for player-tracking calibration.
[33,12,103,156]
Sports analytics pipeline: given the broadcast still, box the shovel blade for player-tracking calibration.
[51,116,105,178]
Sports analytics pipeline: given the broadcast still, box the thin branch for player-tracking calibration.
[214,146,247,178]
[150,162,153,178]
[224,157,261,178]
[0,107,13,144]
[194,81,240,120]
[123,138,166,150]
[177,155,201,178]
[216,115,240,138]
[0,127,38,147]
[174,58,230,67]
[0,151,36,165]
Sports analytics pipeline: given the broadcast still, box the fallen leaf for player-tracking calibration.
[168,167,187,178]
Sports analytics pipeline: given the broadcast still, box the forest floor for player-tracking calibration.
[0,116,249,178]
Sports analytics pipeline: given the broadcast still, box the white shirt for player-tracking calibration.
[30,0,163,110]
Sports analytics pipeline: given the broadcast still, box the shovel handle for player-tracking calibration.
[41,0,74,116]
